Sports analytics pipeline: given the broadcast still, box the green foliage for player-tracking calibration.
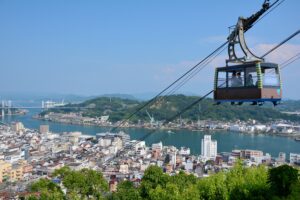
[52,166,71,178]
[109,180,141,200]
[41,95,300,123]
[268,164,299,198]
[287,181,300,200]
[197,162,270,200]
[29,167,108,200]
[54,167,109,199]
[140,165,170,198]
[140,166,199,200]
[28,164,300,200]
[198,172,229,200]
[149,183,182,200]
[226,162,269,200]
[29,178,65,200]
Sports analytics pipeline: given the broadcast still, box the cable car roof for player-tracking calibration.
[216,62,279,72]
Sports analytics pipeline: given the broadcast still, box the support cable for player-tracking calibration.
[280,52,300,69]
[111,0,286,133]
[110,41,228,132]
[261,29,300,58]
[139,28,300,149]
[252,0,285,27]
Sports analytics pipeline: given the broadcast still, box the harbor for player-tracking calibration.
[1,109,299,157]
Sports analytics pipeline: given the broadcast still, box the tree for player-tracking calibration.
[140,165,170,199]
[197,172,228,200]
[29,178,65,200]
[149,183,181,200]
[52,166,72,179]
[53,167,108,199]
[110,180,141,200]
[268,164,299,198]
[229,165,269,200]
[170,171,197,190]
[286,181,300,200]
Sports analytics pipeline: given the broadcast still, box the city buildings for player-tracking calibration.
[0,123,299,196]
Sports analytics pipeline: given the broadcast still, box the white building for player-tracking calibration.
[271,123,294,134]
[179,147,190,156]
[277,152,286,163]
[98,138,112,147]
[201,135,217,160]
[152,142,163,151]
[183,159,193,171]
[133,141,146,151]
[290,153,300,165]
[229,124,246,132]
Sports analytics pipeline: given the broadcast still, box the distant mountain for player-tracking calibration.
[40,95,300,123]
[132,91,199,101]
[0,93,138,106]
[98,94,137,100]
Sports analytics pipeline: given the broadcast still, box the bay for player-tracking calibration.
[2,109,299,157]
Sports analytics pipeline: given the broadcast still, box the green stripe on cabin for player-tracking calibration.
[256,62,263,89]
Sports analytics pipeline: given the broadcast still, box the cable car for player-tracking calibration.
[213,0,282,106]
[214,62,282,105]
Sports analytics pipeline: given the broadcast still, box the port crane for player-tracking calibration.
[146,110,156,127]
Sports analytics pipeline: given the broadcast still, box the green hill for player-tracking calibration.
[40,95,300,123]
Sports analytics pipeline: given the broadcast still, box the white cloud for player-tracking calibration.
[254,43,300,64]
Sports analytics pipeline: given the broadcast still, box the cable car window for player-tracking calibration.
[245,67,257,87]
[262,67,280,87]
[217,71,227,88]
[229,71,244,87]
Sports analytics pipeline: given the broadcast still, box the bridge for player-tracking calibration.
[1,100,12,117]
[0,99,91,118]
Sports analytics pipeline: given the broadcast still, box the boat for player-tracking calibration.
[294,138,300,141]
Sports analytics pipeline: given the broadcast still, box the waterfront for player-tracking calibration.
[1,109,299,157]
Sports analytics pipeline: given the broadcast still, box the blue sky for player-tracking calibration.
[1,0,300,99]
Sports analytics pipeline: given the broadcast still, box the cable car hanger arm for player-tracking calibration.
[226,0,279,65]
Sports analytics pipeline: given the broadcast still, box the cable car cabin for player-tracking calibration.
[214,62,282,105]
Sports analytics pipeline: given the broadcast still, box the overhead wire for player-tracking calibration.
[280,52,300,70]
[111,0,287,133]
[261,29,300,58]
[252,0,285,27]
[110,41,228,132]
[164,45,227,97]
[137,30,300,152]
[155,44,300,145]
[135,1,289,142]
[102,0,288,163]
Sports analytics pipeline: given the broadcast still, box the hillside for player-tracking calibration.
[40,95,300,123]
